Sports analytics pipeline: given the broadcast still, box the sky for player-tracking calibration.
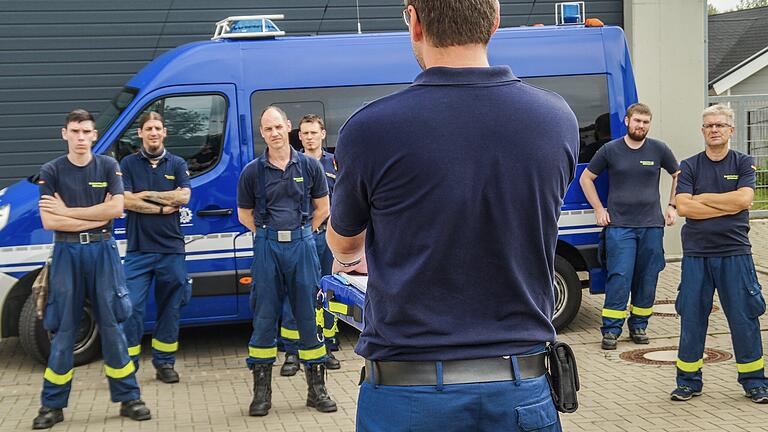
[708,0,741,11]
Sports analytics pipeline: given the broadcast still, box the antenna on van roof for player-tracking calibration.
[355,0,362,34]
[212,15,285,40]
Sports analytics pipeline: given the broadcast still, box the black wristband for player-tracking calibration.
[335,257,362,268]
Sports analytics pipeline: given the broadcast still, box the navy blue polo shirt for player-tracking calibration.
[237,148,328,230]
[676,149,755,257]
[318,150,337,199]
[120,151,191,254]
[38,155,124,233]
[332,66,579,361]
[587,137,679,227]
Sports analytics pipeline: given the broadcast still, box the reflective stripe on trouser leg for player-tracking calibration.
[713,255,768,391]
[627,227,664,331]
[601,227,637,336]
[279,296,300,355]
[151,253,186,368]
[676,256,715,392]
[247,236,282,367]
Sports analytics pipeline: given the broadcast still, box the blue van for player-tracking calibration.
[0,19,636,365]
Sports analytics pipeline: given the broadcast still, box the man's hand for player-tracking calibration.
[665,206,677,226]
[39,193,69,216]
[332,254,368,275]
[595,208,611,226]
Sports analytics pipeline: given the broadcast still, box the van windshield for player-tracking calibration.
[95,87,138,135]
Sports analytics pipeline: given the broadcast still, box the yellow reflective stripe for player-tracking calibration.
[299,345,327,361]
[316,308,324,326]
[630,305,653,317]
[328,301,348,315]
[323,328,337,337]
[737,357,765,373]
[676,358,704,372]
[280,327,300,340]
[151,338,178,353]
[602,308,628,319]
[249,346,278,359]
[104,361,136,379]
[127,345,141,357]
[44,368,74,385]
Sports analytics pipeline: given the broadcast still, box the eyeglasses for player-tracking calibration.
[402,9,410,27]
[702,123,732,130]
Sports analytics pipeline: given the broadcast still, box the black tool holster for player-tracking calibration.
[546,341,580,413]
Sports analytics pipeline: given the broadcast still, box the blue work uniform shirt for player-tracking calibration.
[317,150,336,200]
[237,148,328,230]
[587,137,679,227]
[38,155,124,233]
[120,151,191,254]
[332,66,579,361]
[676,149,755,257]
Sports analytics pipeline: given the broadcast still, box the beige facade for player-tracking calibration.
[623,0,708,257]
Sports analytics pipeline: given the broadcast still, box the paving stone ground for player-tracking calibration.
[1,220,767,431]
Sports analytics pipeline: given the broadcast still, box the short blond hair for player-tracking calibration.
[702,104,734,126]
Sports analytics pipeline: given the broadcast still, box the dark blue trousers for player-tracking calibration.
[123,252,189,369]
[247,232,327,366]
[356,373,560,431]
[675,255,767,392]
[601,227,665,336]
[41,239,140,408]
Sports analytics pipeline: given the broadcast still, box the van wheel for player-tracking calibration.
[19,295,101,366]
[552,256,582,331]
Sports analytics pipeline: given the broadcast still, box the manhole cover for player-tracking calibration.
[619,346,732,365]
[651,299,718,317]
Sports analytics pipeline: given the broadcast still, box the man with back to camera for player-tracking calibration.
[33,109,150,429]
[120,111,192,383]
[671,104,768,403]
[326,1,579,430]
[579,103,679,350]
[278,114,341,377]
[237,106,336,416]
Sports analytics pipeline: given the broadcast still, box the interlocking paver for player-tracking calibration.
[1,220,768,431]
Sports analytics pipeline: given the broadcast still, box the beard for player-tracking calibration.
[627,128,648,141]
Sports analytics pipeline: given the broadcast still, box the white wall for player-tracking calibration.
[731,66,768,95]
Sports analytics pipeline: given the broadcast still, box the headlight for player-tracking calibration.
[0,204,10,231]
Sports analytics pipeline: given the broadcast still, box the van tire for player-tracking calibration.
[18,295,101,367]
[552,256,582,331]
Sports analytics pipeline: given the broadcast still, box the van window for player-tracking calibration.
[524,75,611,163]
[107,94,227,177]
[252,85,407,154]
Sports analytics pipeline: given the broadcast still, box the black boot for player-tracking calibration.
[156,363,180,383]
[325,351,341,370]
[119,399,151,421]
[305,363,337,413]
[249,364,272,416]
[280,353,300,377]
[32,407,63,429]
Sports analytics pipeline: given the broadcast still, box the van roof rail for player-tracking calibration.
[212,15,286,40]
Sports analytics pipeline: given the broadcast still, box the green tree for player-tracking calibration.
[708,4,720,14]
[737,0,768,9]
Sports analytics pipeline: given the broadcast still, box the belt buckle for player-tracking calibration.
[79,233,90,244]
[277,231,291,242]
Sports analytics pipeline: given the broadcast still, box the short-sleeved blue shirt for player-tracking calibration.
[120,151,191,254]
[587,137,679,227]
[332,66,579,361]
[237,148,328,230]
[676,149,755,257]
[317,150,336,200]
[38,154,124,233]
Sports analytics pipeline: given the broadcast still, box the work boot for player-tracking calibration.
[249,364,273,416]
[32,407,63,429]
[155,363,180,383]
[119,399,152,421]
[746,387,768,404]
[601,332,618,350]
[280,353,300,377]
[670,386,702,401]
[325,351,341,370]
[630,328,649,344]
[305,363,338,413]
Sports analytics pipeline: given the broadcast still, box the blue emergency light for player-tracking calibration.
[556,2,586,25]
[212,15,285,40]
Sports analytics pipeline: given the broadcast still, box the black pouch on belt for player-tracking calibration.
[546,341,580,413]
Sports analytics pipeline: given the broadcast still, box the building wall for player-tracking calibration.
[730,66,768,95]
[623,0,707,256]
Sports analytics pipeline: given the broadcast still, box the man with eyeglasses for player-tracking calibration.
[579,103,679,350]
[671,104,768,403]
[327,1,578,430]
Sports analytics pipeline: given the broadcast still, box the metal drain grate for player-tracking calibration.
[650,299,719,317]
[619,346,732,366]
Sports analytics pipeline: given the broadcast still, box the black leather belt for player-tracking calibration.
[54,231,111,244]
[364,352,547,386]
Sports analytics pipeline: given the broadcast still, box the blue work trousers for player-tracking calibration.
[41,239,140,408]
[247,233,327,366]
[123,252,189,369]
[601,227,665,336]
[357,374,560,431]
[675,255,767,392]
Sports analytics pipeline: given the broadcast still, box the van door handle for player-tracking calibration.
[197,208,234,217]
